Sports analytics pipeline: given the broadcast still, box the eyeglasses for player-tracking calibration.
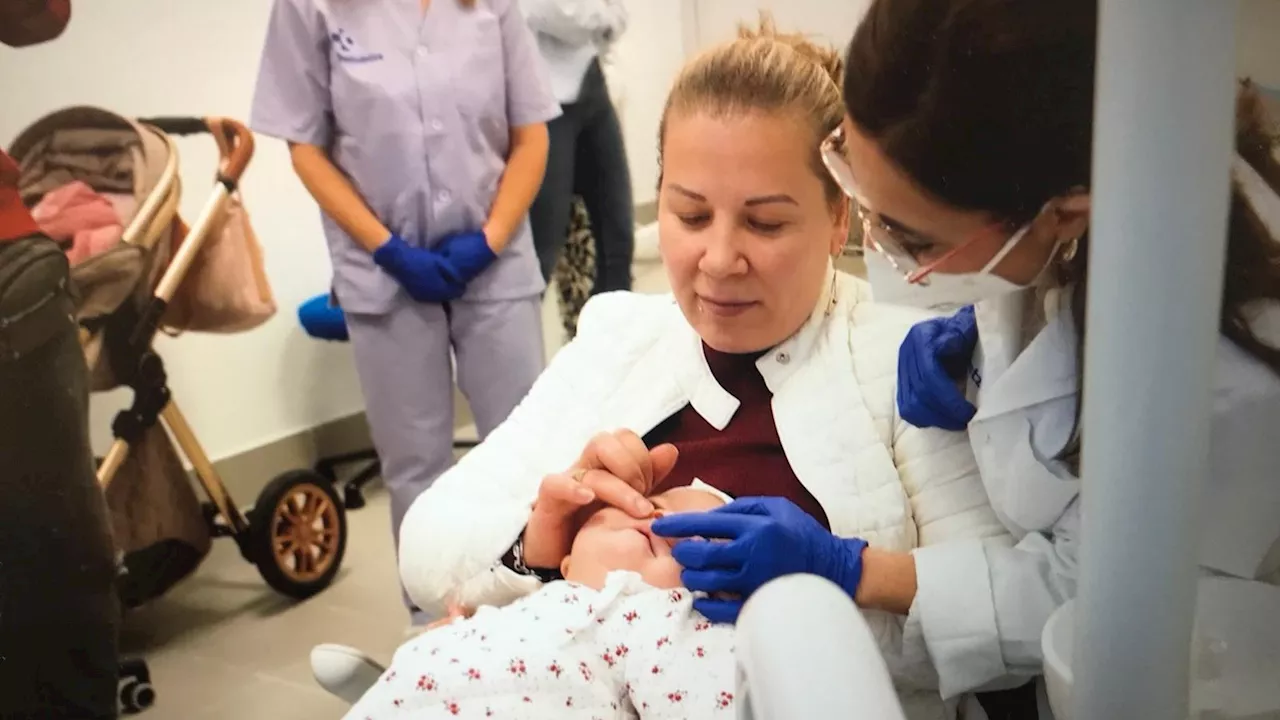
[820,126,994,284]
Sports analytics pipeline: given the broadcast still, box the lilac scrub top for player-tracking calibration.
[249,0,561,314]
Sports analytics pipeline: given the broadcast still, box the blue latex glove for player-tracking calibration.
[297,293,349,341]
[651,497,869,624]
[896,305,979,431]
[435,230,498,285]
[372,234,465,303]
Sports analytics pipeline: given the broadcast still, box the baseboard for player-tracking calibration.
[635,200,658,226]
[213,385,475,503]
[633,212,661,263]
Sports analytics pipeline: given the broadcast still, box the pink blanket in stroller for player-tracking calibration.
[30,180,135,266]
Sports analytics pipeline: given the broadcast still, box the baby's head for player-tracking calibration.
[559,483,728,590]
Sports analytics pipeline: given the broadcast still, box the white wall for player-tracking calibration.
[0,0,365,461]
[1238,0,1280,105]
[0,0,693,463]
[689,0,871,54]
[603,0,691,205]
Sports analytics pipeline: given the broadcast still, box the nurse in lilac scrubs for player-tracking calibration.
[250,0,560,626]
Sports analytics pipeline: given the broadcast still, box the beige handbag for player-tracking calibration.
[160,116,275,333]
[162,122,275,333]
[161,194,275,333]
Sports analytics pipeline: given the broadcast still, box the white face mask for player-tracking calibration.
[865,222,1047,312]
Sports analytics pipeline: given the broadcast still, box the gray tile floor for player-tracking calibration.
[119,487,404,719]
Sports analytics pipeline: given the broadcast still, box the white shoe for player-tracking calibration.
[310,643,386,705]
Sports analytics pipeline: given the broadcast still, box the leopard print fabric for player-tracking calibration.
[552,195,597,340]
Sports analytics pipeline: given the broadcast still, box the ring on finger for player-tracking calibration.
[571,468,588,483]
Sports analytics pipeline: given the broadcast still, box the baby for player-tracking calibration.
[344,482,738,719]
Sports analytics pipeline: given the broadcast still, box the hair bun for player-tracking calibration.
[736,12,845,90]
[659,11,849,201]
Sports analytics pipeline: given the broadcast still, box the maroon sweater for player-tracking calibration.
[644,344,830,529]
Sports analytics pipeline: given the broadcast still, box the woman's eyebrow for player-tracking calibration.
[668,185,798,208]
[877,211,933,241]
[668,184,706,201]
[745,194,799,207]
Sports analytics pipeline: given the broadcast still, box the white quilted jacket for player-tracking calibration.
[399,269,1011,718]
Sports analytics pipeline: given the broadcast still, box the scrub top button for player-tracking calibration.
[776,351,790,365]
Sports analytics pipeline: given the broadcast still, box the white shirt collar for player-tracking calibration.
[973,285,1080,422]
[674,264,840,429]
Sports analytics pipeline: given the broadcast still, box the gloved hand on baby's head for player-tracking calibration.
[557,479,733,592]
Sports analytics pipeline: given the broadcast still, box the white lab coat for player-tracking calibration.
[905,287,1280,713]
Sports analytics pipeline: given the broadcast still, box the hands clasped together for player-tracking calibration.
[372,230,497,303]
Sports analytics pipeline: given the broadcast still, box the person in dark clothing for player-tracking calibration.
[1,3,122,718]
[523,0,636,294]
[0,277,121,720]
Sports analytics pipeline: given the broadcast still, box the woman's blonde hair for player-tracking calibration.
[657,14,847,201]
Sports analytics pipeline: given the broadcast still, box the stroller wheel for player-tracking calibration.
[118,659,155,714]
[249,470,348,599]
[119,680,156,714]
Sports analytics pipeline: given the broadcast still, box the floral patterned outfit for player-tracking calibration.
[344,571,736,719]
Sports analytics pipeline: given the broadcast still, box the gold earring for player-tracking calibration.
[1060,235,1081,263]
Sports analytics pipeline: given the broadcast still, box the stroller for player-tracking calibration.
[8,107,350,710]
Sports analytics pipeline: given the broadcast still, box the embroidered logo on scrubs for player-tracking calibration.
[970,365,983,388]
[330,28,384,63]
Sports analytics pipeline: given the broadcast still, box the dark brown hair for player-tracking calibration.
[844,0,1280,465]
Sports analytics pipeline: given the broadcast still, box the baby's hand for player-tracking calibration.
[418,602,472,635]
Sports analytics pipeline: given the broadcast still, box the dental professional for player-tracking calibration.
[250,0,560,626]
[658,0,1280,715]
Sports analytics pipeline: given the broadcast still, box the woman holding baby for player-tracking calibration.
[394,13,1008,719]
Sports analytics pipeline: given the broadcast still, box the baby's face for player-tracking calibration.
[560,487,725,590]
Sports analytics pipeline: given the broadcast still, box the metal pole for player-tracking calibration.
[1074,2,1239,719]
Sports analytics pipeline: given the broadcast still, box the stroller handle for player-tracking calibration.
[139,116,207,135]
[138,116,255,186]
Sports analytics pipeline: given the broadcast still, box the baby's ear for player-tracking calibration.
[559,556,572,578]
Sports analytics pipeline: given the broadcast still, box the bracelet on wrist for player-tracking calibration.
[502,532,562,584]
